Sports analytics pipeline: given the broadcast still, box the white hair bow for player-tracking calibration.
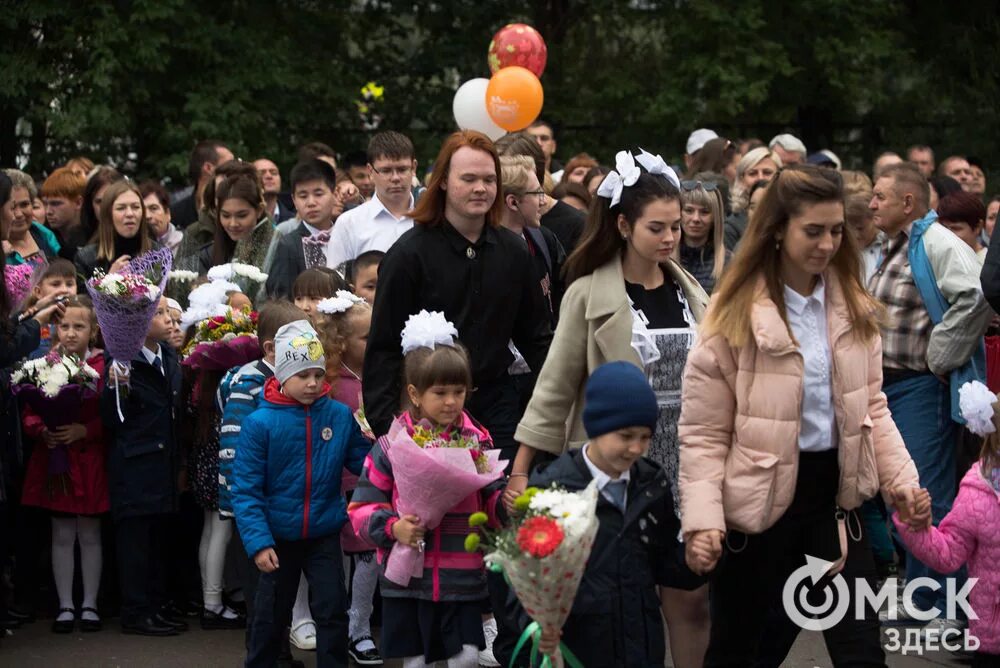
[400,310,459,355]
[959,380,997,437]
[635,148,681,190]
[596,151,641,207]
[317,290,366,315]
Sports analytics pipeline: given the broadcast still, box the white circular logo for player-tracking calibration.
[321,427,333,441]
[782,555,851,631]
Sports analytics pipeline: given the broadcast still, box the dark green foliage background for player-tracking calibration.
[2,1,997,183]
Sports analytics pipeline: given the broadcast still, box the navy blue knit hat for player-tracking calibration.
[582,361,658,438]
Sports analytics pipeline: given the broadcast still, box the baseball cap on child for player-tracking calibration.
[582,361,658,438]
[274,319,326,384]
[686,128,718,155]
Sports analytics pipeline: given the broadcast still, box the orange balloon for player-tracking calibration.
[485,66,544,132]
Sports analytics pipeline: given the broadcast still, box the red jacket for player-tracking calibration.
[21,352,110,515]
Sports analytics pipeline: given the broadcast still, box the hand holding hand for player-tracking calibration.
[41,428,59,449]
[909,488,932,530]
[53,423,87,444]
[685,529,724,575]
[502,475,529,514]
[254,547,279,573]
[392,514,426,548]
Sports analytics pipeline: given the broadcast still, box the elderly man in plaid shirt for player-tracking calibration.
[869,163,991,620]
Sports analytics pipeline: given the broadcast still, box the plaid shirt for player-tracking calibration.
[868,228,932,372]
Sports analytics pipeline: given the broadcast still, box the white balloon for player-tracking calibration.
[452,78,506,141]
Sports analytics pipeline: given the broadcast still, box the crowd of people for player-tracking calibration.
[1,121,1000,668]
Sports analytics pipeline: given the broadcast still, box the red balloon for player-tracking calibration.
[488,23,547,78]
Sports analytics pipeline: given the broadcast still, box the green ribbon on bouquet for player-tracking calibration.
[509,621,584,668]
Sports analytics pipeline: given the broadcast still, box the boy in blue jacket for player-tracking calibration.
[233,319,371,668]
[530,362,704,668]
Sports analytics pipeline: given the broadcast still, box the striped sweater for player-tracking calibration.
[216,359,274,517]
[348,411,506,602]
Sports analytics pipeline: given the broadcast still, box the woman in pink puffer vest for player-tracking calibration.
[894,384,1000,661]
[679,166,926,667]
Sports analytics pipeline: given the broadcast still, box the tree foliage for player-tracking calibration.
[1,0,997,181]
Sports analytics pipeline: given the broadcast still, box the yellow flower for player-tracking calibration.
[468,512,489,527]
[464,533,481,553]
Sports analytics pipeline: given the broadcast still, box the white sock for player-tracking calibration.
[446,645,480,668]
[291,572,313,627]
[402,656,430,668]
[198,510,212,599]
[202,512,232,609]
[348,553,379,641]
[51,518,77,613]
[77,516,102,620]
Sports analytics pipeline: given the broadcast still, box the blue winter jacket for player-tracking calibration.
[217,359,274,517]
[232,376,371,557]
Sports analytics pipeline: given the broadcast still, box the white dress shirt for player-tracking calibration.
[141,344,164,374]
[783,280,836,452]
[327,192,414,268]
[582,443,631,507]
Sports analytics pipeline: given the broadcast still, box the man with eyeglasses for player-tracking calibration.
[526,119,561,174]
[326,131,418,269]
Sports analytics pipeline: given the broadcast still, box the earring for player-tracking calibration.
[775,239,781,250]
[621,233,628,240]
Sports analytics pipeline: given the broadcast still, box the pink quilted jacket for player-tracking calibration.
[894,462,1000,654]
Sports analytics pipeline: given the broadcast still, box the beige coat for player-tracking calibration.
[678,273,920,536]
[514,256,708,455]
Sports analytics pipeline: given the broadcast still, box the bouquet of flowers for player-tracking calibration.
[4,262,36,308]
[355,81,384,132]
[381,415,507,586]
[466,481,600,668]
[181,306,260,371]
[85,247,172,419]
[11,351,100,493]
[166,269,199,309]
[207,262,268,297]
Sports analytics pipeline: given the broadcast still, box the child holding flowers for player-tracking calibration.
[349,310,507,668]
[19,295,108,633]
[528,362,703,667]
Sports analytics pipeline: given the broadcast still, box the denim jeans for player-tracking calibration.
[884,374,960,612]
[246,533,348,668]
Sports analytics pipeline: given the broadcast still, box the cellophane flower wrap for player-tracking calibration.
[381,414,507,586]
[4,262,35,307]
[181,306,260,371]
[468,481,600,667]
[10,351,100,491]
[85,248,172,417]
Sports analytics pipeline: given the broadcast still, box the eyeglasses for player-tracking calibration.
[524,190,546,200]
[370,164,413,177]
[680,180,719,192]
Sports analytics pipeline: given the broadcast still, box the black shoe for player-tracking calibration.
[51,608,75,634]
[278,637,305,668]
[200,607,245,630]
[154,612,189,632]
[121,616,179,636]
[79,607,102,632]
[6,606,34,624]
[349,636,384,665]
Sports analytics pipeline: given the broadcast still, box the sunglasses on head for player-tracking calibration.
[680,180,719,192]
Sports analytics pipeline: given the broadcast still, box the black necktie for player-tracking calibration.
[152,356,163,375]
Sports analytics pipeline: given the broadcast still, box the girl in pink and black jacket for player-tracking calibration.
[349,318,506,668]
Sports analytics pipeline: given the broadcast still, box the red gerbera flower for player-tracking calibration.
[516,516,564,558]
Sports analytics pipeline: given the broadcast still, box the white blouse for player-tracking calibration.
[783,279,836,452]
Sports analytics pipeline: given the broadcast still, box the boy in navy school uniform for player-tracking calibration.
[529,361,704,668]
[102,297,187,636]
[232,319,371,668]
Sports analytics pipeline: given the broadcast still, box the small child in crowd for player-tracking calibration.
[315,291,380,664]
[349,312,506,668]
[102,297,185,637]
[20,295,108,634]
[232,319,371,667]
[348,250,383,305]
[292,267,348,322]
[893,383,1000,664]
[217,300,307,661]
[23,258,77,358]
[165,298,184,350]
[532,362,703,667]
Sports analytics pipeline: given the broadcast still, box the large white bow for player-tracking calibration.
[400,309,459,355]
[596,151,642,207]
[635,148,681,190]
[959,380,997,437]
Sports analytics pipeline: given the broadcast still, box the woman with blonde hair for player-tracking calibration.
[679,165,927,665]
[678,181,729,293]
[73,180,157,285]
[723,147,783,250]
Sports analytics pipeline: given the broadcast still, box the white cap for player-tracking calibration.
[686,128,718,155]
[769,133,808,157]
[274,320,326,384]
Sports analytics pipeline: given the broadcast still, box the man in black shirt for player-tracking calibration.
[363,131,553,457]
[170,140,233,230]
